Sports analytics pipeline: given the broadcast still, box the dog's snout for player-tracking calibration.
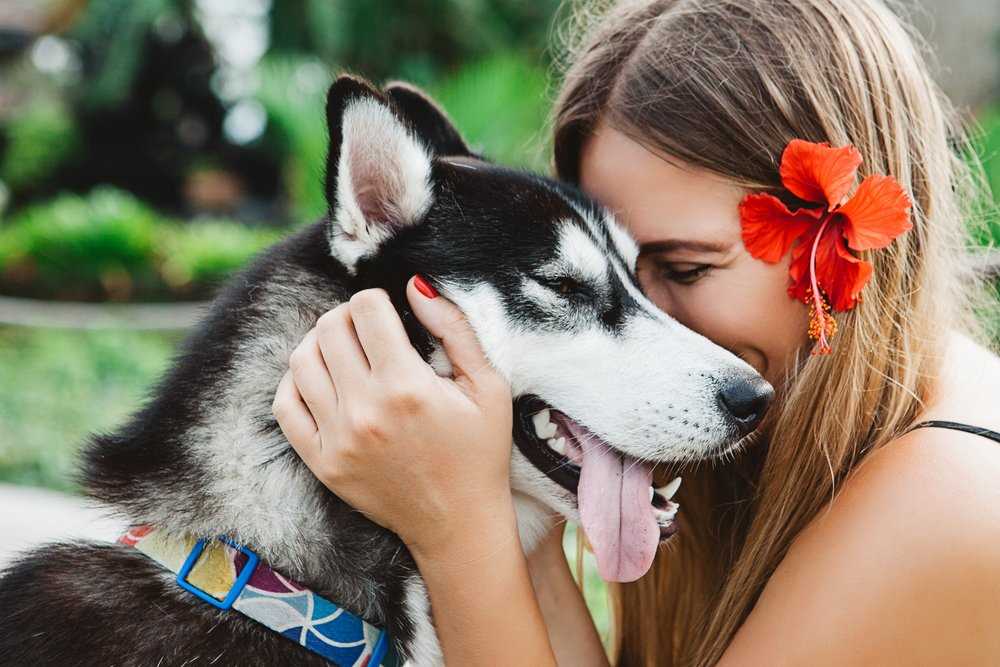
[717,376,773,436]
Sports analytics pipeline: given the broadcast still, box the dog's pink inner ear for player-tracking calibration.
[336,98,433,238]
[350,160,407,229]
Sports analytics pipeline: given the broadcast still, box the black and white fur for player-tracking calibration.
[0,76,770,666]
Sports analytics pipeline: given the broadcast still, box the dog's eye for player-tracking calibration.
[557,278,584,296]
[537,275,590,299]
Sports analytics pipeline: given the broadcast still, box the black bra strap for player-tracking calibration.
[907,420,1000,444]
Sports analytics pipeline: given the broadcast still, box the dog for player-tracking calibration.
[0,75,772,666]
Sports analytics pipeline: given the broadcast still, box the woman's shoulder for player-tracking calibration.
[804,330,1000,568]
[846,413,1000,554]
[877,332,1000,501]
[862,327,1000,507]
[723,441,1000,666]
[719,334,1000,665]
[816,331,1000,610]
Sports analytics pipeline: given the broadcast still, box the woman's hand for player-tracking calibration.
[271,275,515,564]
[273,276,572,665]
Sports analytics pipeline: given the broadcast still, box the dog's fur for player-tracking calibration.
[0,77,767,666]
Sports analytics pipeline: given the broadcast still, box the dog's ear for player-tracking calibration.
[324,75,434,272]
[384,82,472,157]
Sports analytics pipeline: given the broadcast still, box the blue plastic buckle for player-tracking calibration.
[176,536,259,610]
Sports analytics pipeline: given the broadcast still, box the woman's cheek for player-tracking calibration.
[745,260,812,383]
[674,281,753,356]
[639,275,746,355]
[640,269,808,386]
[636,272,675,315]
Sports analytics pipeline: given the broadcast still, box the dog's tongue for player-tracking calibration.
[577,440,659,583]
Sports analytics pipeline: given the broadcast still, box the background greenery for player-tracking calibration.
[0,187,280,300]
[975,104,1000,246]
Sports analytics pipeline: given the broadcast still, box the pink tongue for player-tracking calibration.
[577,439,659,582]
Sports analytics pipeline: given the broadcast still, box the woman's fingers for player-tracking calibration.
[272,281,516,557]
[316,303,371,390]
[348,289,425,375]
[406,276,503,396]
[272,369,322,459]
[287,328,339,427]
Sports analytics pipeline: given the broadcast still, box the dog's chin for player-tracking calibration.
[512,395,680,544]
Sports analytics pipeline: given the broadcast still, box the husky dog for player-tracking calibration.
[0,76,771,666]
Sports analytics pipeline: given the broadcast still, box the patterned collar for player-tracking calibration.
[120,526,398,666]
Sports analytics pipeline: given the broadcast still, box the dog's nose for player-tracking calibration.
[717,377,773,436]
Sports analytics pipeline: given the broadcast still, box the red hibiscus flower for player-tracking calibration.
[739,140,912,355]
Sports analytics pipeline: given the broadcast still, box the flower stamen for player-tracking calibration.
[807,215,834,355]
[805,288,837,355]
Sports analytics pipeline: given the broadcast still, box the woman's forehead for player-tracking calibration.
[580,124,743,246]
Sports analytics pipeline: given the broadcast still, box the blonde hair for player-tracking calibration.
[550,1,994,664]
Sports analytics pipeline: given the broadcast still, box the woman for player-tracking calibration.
[272,0,1000,664]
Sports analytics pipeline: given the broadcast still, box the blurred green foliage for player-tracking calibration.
[974,104,1000,247]
[70,0,180,110]
[158,218,278,290]
[428,54,552,171]
[256,57,331,224]
[0,187,280,300]
[257,53,552,223]
[0,187,160,299]
[0,326,178,491]
[270,0,560,83]
[0,99,80,191]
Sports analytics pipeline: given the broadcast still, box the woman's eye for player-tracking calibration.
[659,263,711,285]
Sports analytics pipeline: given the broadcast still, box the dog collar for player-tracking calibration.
[119,526,398,666]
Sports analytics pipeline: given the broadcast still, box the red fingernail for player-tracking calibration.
[414,274,438,298]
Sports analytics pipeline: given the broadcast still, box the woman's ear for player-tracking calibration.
[324,75,434,272]
[384,82,473,158]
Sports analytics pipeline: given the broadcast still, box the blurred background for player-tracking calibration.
[0,0,996,643]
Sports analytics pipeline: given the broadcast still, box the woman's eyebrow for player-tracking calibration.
[638,239,732,254]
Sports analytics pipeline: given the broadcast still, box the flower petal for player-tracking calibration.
[780,140,862,208]
[788,223,873,311]
[787,227,817,302]
[738,193,820,263]
[838,175,912,251]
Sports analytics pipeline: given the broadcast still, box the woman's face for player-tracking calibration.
[579,123,808,387]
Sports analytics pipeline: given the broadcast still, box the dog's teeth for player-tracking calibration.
[656,477,682,500]
[656,505,678,523]
[532,409,548,437]
[649,487,655,503]
[547,437,567,456]
[532,409,556,439]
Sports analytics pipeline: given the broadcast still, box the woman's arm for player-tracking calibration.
[412,510,556,665]
[272,277,557,665]
[527,526,611,667]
